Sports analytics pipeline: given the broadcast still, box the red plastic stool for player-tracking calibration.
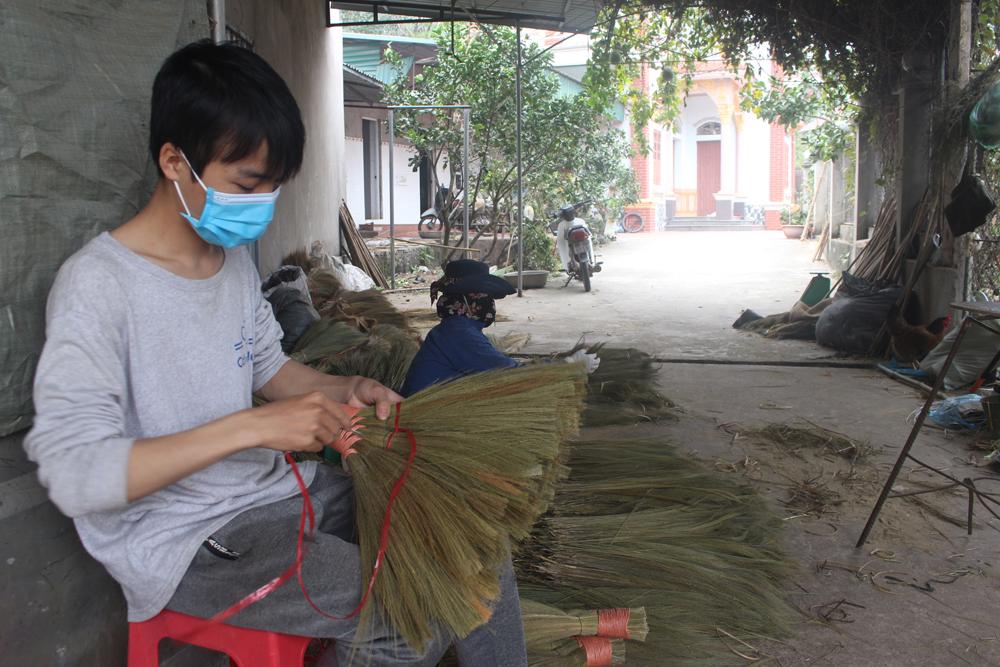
[128,609,314,667]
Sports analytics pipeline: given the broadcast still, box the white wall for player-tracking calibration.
[737,112,773,205]
[343,136,424,225]
[253,1,345,272]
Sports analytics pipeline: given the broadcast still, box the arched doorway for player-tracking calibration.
[674,93,723,218]
[695,120,722,215]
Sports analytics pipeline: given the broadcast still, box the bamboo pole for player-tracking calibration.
[391,237,482,253]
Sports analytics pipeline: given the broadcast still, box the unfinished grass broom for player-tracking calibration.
[520,597,648,647]
[332,363,586,651]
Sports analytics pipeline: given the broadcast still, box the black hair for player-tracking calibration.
[149,40,305,183]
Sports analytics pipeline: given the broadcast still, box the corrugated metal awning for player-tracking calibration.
[328,1,604,35]
[343,64,385,104]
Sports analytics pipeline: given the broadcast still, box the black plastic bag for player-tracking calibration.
[816,273,901,354]
[262,266,320,353]
[945,155,995,238]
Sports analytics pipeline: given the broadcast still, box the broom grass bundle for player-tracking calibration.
[319,324,419,393]
[552,438,776,517]
[520,598,648,647]
[527,637,626,667]
[576,347,676,427]
[339,363,587,651]
[307,269,418,336]
[290,319,369,367]
[488,332,532,356]
[516,438,793,666]
[725,421,875,463]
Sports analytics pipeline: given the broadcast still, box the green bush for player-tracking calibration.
[520,221,558,271]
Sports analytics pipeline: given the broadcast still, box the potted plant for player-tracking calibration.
[780,206,806,239]
[501,218,556,289]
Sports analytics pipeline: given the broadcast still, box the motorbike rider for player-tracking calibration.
[555,205,596,274]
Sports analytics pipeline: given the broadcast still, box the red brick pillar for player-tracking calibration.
[766,122,789,230]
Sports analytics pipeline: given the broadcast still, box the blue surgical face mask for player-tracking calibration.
[173,151,280,248]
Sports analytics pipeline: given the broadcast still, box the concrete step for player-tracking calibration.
[664,221,765,232]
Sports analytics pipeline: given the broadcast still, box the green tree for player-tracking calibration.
[382,24,636,267]
[741,71,857,164]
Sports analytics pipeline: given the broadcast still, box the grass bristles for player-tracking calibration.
[488,332,532,355]
[520,598,648,647]
[516,437,794,666]
[290,319,369,367]
[307,269,418,336]
[320,324,419,393]
[725,421,875,463]
[527,637,626,667]
[578,347,677,427]
[342,363,587,651]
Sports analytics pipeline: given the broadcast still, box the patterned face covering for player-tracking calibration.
[430,278,497,326]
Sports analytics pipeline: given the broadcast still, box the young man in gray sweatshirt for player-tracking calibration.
[24,40,525,666]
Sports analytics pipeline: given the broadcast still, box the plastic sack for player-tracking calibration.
[815,273,901,354]
[920,317,1000,390]
[262,266,320,353]
[944,156,995,238]
[970,81,1000,150]
[927,394,985,430]
[308,241,376,291]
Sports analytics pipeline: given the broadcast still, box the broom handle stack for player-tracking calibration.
[340,201,390,289]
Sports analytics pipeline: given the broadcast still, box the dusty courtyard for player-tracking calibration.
[392,231,1000,666]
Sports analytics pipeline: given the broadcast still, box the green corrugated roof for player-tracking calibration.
[550,67,626,122]
[342,43,413,85]
[343,32,437,45]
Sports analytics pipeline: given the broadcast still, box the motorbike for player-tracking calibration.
[418,186,492,237]
[549,200,600,292]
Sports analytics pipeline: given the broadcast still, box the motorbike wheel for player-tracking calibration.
[623,213,644,233]
[579,260,591,292]
[419,216,441,233]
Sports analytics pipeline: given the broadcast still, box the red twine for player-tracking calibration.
[207,402,415,626]
[574,636,615,667]
[596,607,631,639]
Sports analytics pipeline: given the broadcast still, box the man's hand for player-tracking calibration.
[338,376,403,421]
[249,392,357,452]
[260,361,402,421]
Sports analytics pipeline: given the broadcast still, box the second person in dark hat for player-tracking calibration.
[401,259,517,396]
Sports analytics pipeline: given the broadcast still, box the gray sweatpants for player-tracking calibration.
[167,464,527,667]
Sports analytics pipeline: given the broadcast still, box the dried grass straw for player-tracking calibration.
[517,438,794,665]
[725,420,875,463]
[344,363,587,650]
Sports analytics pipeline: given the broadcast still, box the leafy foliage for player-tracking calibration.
[741,71,857,164]
[381,24,636,264]
[586,1,951,157]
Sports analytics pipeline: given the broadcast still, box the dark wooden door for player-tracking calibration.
[696,140,721,216]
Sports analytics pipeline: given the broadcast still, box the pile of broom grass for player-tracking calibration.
[514,438,794,666]
[275,251,793,664]
[724,420,876,464]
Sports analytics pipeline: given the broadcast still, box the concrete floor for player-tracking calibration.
[392,231,1000,666]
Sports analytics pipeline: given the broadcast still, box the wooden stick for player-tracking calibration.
[391,237,482,253]
[801,161,828,242]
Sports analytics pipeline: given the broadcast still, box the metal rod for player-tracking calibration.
[966,478,975,535]
[463,107,471,259]
[515,21,524,297]
[210,0,226,44]
[388,110,396,289]
[856,317,974,547]
[385,105,471,110]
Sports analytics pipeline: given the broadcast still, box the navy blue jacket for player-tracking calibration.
[401,316,518,396]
